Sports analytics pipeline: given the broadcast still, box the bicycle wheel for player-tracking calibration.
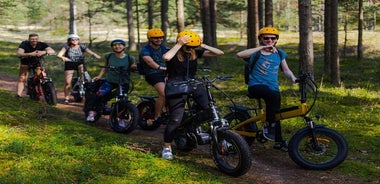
[211,129,252,177]
[42,81,57,105]
[288,127,348,170]
[224,112,257,146]
[27,77,39,101]
[71,77,83,102]
[137,101,161,130]
[109,101,139,134]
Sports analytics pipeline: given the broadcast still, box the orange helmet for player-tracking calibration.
[258,27,280,38]
[147,28,165,39]
[177,30,201,47]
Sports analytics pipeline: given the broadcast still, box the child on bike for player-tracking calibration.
[57,34,101,104]
[86,39,137,123]
[161,30,224,160]
[16,33,55,98]
[236,27,297,151]
[139,28,169,127]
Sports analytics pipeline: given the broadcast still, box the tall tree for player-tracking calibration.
[264,0,273,26]
[247,0,259,48]
[358,0,364,60]
[126,0,136,51]
[324,0,331,74]
[161,0,169,44]
[177,0,185,32]
[147,0,153,29]
[200,0,218,65]
[69,0,77,34]
[298,0,314,75]
[330,0,341,85]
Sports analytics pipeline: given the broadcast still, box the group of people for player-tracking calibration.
[16,27,296,160]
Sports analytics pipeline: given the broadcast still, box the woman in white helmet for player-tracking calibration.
[57,34,101,104]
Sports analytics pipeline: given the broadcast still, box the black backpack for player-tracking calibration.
[244,51,283,84]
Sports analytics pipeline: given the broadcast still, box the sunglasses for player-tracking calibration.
[152,37,164,40]
[262,37,277,41]
[70,39,79,41]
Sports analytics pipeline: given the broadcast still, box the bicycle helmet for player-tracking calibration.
[147,28,165,38]
[258,27,280,38]
[111,39,126,46]
[67,34,80,40]
[177,30,201,47]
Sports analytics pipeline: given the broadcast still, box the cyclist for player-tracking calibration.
[236,26,297,151]
[16,33,55,98]
[161,30,224,160]
[139,28,169,126]
[86,39,137,123]
[57,34,101,104]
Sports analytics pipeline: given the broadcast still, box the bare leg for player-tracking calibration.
[17,65,29,96]
[154,82,166,118]
[64,70,74,101]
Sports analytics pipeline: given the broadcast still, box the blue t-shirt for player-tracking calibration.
[139,45,168,75]
[247,49,286,91]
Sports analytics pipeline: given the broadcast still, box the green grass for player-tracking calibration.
[0,31,380,183]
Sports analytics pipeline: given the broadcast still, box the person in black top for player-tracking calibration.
[160,30,224,160]
[16,33,55,97]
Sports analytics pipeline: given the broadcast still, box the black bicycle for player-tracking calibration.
[83,66,139,134]
[171,75,252,177]
[26,56,57,105]
[70,64,92,102]
[136,95,169,130]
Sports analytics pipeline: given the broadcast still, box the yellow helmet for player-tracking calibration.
[258,27,280,37]
[177,30,201,47]
[147,28,165,38]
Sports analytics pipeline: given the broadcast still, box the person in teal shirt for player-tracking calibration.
[86,39,136,122]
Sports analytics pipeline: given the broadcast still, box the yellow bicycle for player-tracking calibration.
[224,73,348,170]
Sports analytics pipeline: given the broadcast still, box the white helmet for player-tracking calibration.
[67,34,80,40]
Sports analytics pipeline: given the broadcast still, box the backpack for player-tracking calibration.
[244,50,283,84]
[137,45,168,75]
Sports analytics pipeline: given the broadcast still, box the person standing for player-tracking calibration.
[161,30,224,160]
[86,39,137,123]
[236,26,297,151]
[139,28,169,126]
[16,33,55,97]
[57,34,101,104]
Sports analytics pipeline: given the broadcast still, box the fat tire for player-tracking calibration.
[109,101,139,134]
[288,127,348,170]
[224,112,256,146]
[71,78,83,102]
[211,129,252,177]
[137,101,161,130]
[27,78,39,101]
[42,82,57,105]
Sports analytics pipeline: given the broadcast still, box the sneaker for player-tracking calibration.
[162,147,173,160]
[118,119,126,128]
[262,122,275,141]
[273,141,288,152]
[86,111,96,122]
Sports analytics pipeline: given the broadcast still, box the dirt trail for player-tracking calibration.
[0,72,356,184]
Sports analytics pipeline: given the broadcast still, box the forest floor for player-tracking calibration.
[0,72,362,184]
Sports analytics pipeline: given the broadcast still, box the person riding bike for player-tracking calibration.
[236,26,297,151]
[86,39,137,123]
[57,34,101,104]
[161,30,224,160]
[16,33,55,98]
[139,28,169,126]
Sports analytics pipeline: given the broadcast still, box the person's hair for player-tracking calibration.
[28,33,39,38]
[177,47,197,62]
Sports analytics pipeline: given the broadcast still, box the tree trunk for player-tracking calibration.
[357,0,363,60]
[126,0,136,51]
[200,0,218,66]
[258,0,264,28]
[147,0,153,29]
[330,0,340,85]
[69,0,77,34]
[161,0,169,44]
[177,0,185,32]
[264,0,273,26]
[247,0,259,48]
[324,0,331,75]
[298,0,314,76]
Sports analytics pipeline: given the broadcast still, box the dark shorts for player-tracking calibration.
[20,60,41,67]
[64,61,84,71]
[145,73,166,86]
